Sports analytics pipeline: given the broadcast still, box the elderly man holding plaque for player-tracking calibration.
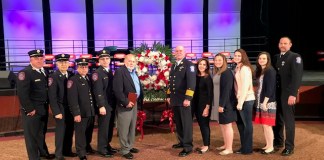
[113,54,144,159]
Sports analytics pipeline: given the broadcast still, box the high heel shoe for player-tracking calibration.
[197,147,209,154]
[219,149,233,155]
[261,148,275,155]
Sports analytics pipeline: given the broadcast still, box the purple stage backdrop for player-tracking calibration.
[50,0,87,57]
[94,0,128,50]
[3,0,241,64]
[2,0,44,65]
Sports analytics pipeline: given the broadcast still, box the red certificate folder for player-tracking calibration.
[128,92,137,104]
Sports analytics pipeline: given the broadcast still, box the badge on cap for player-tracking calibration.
[37,50,40,53]
[83,59,85,62]
[92,73,98,81]
[18,72,25,80]
[48,77,53,86]
[103,50,106,53]
[67,80,73,89]
[62,54,65,57]
[296,57,301,64]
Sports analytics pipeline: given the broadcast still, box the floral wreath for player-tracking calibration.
[132,42,173,102]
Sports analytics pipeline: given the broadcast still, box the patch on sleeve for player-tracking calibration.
[190,66,195,72]
[92,73,98,81]
[48,77,53,86]
[296,57,301,64]
[67,80,73,89]
[18,72,25,80]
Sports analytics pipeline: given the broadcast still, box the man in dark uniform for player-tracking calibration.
[113,54,143,160]
[17,49,55,160]
[48,54,77,159]
[166,45,196,157]
[92,50,117,158]
[67,58,95,160]
[273,37,303,156]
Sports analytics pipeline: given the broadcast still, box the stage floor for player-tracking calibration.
[0,121,323,160]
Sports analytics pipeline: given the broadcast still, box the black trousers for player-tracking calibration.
[74,116,94,157]
[194,108,210,146]
[172,106,193,152]
[22,111,49,160]
[97,110,112,153]
[108,109,116,146]
[273,93,295,150]
[54,109,74,157]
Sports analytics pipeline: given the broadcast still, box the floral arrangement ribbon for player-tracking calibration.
[160,109,174,133]
[136,110,147,140]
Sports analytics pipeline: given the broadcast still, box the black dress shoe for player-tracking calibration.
[98,152,114,158]
[172,143,183,149]
[108,147,118,154]
[79,156,87,160]
[178,150,192,157]
[281,148,294,156]
[41,154,55,159]
[63,152,77,157]
[130,148,139,153]
[123,152,133,159]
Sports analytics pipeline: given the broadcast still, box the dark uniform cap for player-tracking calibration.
[55,53,70,61]
[75,58,89,66]
[28,49,44,57]
[98,50,110,58]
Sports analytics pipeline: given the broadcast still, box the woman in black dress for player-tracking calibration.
[192,58,213,154]
[213,53,237,155]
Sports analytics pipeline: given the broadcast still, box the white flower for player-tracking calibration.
[150,75,157,81]
[164,71,169,77]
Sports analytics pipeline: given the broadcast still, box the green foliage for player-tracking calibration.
[130,41,174,63]
[143,90,166,102]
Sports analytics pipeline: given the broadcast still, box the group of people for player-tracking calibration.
[16,36,303,160]
[167,36,303,157]
[17,50,142,160]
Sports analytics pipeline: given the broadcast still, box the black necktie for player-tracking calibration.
[280,54,284,58]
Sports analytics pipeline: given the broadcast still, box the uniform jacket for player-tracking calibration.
[67,74,95,117]
[274,50,303,97]
[17,65,48,115]
[113,65,143,111]
[167,58,196,106]
[92,66,116,112]
[48,70,74,116]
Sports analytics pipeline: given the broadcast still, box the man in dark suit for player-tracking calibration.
[273,37,303,156]
[67,58,95,160]
[92,50,117,157]
[167,46,196,157]
[17,49,55,160]
[113,54,143,159]
[48,54,77,159]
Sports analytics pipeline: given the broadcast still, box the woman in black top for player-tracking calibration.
[253,51,277,154]
[192,58,213,154]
